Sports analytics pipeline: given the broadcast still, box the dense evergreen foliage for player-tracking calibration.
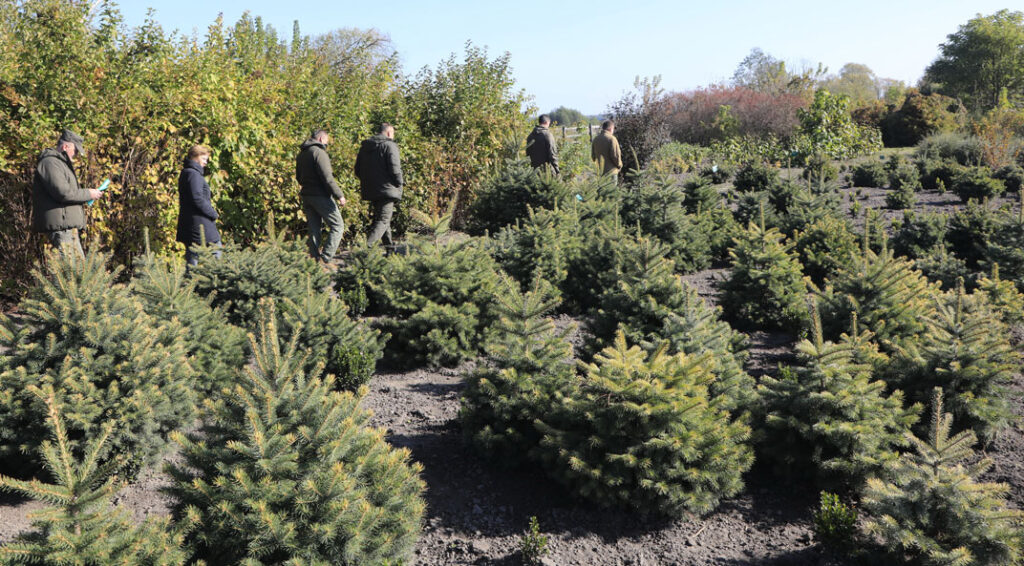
[167,302,425,565]
[0,251,195,477]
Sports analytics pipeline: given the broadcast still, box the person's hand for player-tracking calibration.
[88,189,103,200]
[339,196,347,207]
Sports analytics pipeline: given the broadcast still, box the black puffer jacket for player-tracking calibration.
[295,138,344,200]
[354,134,403,201]
[176,158,220,245]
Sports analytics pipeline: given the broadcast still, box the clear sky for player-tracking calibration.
[114,0,1021,115]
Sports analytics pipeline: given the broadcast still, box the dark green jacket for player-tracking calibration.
[32,147,91,232]
[296,138,344,200]
[526,125,559,174]
[354,134,403,201]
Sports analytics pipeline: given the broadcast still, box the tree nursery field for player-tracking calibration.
[4,2,1024,565]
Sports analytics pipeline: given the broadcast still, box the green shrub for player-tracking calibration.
[862,389,1024,566]
[733,162,780,192]
[465,160,572,235]
[778,189,845,236]
[794,216,859,285]
[915,132,983,166]
[885,185,916,210]
[917,159,965,191]
[850,160,888,187]
[0,392,193,565]
[658,284,757,415]
[132,253,248,396]
[977,264,1024,326]
[720,217,809,331]
[897,287,1019,442]
[279,284,384,391]
[0,251,196,477]
[758,312,917,488]
[767,178,804,215]
[986,207,1024,287]
[490,205,584,297]
[994,164,1024,192]
[696,206,742,262]
[167,303,426,565]
[461,276,575,466]
[620,174,713,272]
[370,217,503,368]
[587,237,758,414]
[189,230,330,328]
[946,200,1006,270]
[519,516,551,566]
[795,89,883,159]
[887,157,922,192]
[534,333,753,517]
[732,190,781,229]
[332,239,389,316]
[813,492,858,552]
[890,211,949,260]
[682,176,723,214]
[379,301,481,369]
[913,246,971,290]
[801,153,839,184]
[815,240,941,355]
[951,166,1004,203]
[562,221,644,314]
[700,163,734,184]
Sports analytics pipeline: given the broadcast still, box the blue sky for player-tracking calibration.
[115,0,1019,114]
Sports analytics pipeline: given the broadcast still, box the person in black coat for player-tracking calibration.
[176,145,221,266]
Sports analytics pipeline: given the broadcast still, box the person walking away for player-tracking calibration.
[591,119,623,179]
[354,123,403,248]
[525,114,559,175]
[296,129,346,262]
[176,144,221,266]
[31,129,104,256]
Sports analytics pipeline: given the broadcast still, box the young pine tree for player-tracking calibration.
[0,250,195,477]
[0,390,193,566]
[720,209,809,331]
[278,279,385,391]
[189,227,330,328]
[534,333,753,517]
[461,276,576,466]
[132,247,248,396]
[586,237,757,415]
[758,309,918,490]
[975,263,1024,326]
[815,223,941,355]
[899,284,1020,443]
[862,389,1024,566]
[166,301,425,565]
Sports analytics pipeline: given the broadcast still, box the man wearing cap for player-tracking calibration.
[31,129,103,256]
[296,128,346,263]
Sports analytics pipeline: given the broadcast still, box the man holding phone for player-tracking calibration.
[31,129,104,256]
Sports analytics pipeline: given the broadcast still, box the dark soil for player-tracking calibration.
[3,180,1024,564]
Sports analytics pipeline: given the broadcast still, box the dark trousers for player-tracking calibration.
[48,228,84,257]
[367,199,396,247]
[302,195,344,261]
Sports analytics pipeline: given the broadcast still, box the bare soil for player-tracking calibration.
[3,181,1024,565]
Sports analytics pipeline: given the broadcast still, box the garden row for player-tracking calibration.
[4,150,1024,563]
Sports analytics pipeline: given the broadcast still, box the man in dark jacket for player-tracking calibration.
[176,144,220,266]
[296,129,346,262]
[354,123,402,247]
[525,115,559,175]
[32,129,103,256]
